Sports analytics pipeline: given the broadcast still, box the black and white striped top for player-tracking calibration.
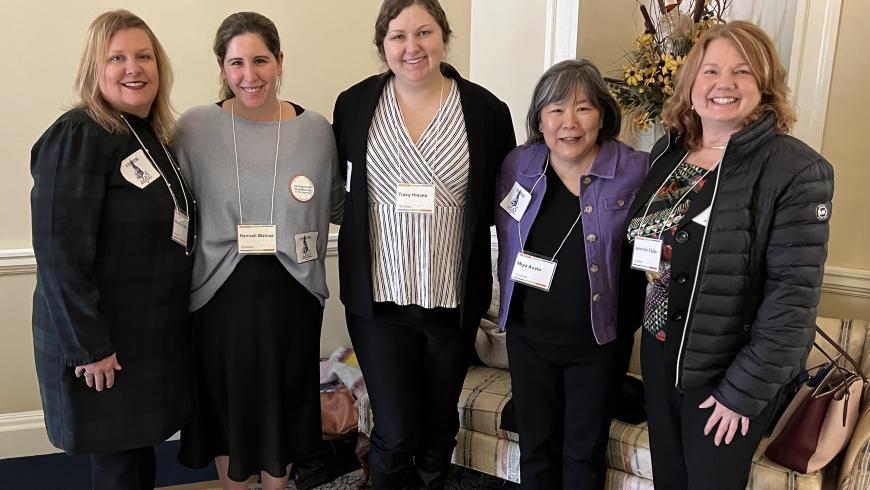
[366,78,470,308]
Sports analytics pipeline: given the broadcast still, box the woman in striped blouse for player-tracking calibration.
[332,1,514,488]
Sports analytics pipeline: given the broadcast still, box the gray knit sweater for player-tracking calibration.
[174,103,343,311]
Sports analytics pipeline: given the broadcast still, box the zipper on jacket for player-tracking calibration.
[673,144,725,389]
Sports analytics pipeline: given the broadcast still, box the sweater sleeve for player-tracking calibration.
[713,156,834,417]
[30,119,114,366]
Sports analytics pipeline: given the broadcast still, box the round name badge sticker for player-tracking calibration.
[289,175,315,202]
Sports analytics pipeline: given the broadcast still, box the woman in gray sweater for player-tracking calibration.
[172,12,343,490]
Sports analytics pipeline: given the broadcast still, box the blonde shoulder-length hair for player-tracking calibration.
[661,20,796,150]
[74,10,175,141]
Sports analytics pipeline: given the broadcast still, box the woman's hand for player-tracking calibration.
[699,395,749,446]
[75,353,122,391]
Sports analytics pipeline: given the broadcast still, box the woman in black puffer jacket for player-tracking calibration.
[623,21,833,490]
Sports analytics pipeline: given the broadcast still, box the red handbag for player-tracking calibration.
[765,327,868,473]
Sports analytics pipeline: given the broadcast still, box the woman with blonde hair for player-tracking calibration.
[31,9,195,490]
[624,20,833,489]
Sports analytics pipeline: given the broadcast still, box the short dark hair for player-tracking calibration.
[525,59,621,145]
[373,0,452,63]
[213,12,281,100]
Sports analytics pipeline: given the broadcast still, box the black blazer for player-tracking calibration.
[332,64,516,329]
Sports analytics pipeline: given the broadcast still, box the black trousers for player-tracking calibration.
[347,306,476,490]
[506,326,618,490]
[641,333,778,490]
[90,446,156,490]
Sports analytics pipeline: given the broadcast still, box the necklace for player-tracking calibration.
[709,144,726,150]
[231,98,281,225]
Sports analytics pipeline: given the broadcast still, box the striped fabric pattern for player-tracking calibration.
[366,78,470,308]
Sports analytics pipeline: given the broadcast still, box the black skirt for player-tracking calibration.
[178,256,323,481]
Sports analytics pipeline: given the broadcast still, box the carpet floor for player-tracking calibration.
[1,441,518,489]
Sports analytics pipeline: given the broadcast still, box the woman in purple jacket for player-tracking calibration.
[495,59,648,490]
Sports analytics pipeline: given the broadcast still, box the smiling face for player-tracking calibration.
[691,37,762,135]
[98,28,158,118]
[539,86,602,169]
[221,32,283,114]
[383,4,445,87]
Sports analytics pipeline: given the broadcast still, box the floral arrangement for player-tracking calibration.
[608,0,730,132]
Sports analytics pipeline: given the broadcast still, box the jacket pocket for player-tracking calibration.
[604,192,636,211]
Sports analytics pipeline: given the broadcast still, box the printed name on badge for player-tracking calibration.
[511,252,558,292]
[395,183,435,214]
[238,224,277,254]
[290,175,315,202]
[120,149,161,189]
[631,236,663,273]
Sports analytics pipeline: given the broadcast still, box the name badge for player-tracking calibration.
[692,205,711,227]
[511,252,557,292]
[499,182,532,222]
[631,236,663,273]
[120,149,161,189]
[346,161,353,193]
[171,209,189,247]
[294,232,319,263]
[238,224,277,254]
[395,183,435,214]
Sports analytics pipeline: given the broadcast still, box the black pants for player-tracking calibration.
[641,333,778,490]
[506,327,617,490]
[347,306,476,490]
[90,446,156,490]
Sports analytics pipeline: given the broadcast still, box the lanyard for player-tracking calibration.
[636,152,718,239]
[120,114,189,214]
[394,77,446,186]
[231,99,281,225]
[517,153,583,262]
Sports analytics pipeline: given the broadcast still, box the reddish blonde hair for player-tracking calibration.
[661,20,795,150]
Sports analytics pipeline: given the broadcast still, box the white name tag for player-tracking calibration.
[511,252,557,292]
[171,209,189,247]
[499,182,532,222]
[692,205,712,227]
[294,232,319,263]
[631,236,663,273]
[238,224,277,254]
[120,149,161,189]
[395,183,435,214]
[346,161,352,192]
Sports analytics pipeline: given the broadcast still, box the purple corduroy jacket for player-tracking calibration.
[495,140,648,344]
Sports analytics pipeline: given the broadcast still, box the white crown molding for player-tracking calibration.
[0,235,339,277]
[788,0,843,152]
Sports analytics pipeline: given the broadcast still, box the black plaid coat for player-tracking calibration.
[30,109,195,454]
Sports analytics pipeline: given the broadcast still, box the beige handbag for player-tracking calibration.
[765,327,868,473]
